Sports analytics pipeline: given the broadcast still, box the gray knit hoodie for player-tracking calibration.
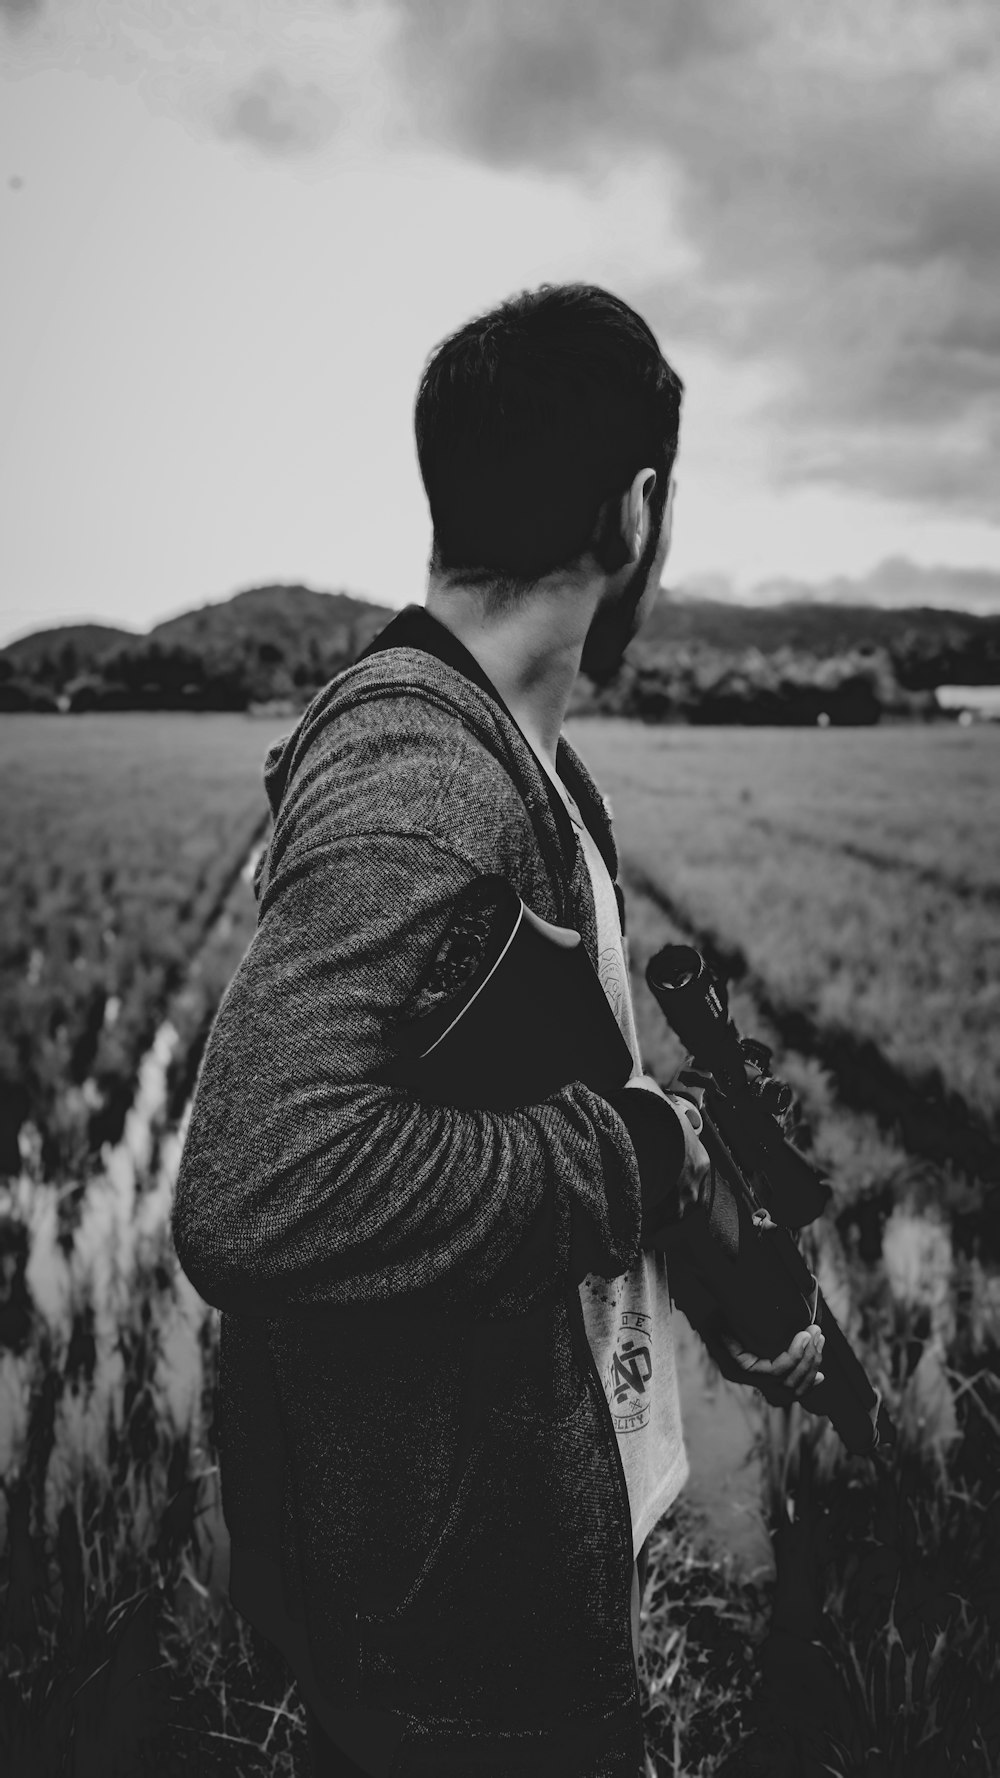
[171,606,683,1777]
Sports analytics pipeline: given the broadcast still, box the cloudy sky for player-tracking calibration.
[3,0,1000,645]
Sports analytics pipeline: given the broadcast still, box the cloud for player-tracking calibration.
[216,66,339,155]
[751,558,1000,614]
[0,0,44,26]
[4,0,999,523]
[384,0,1000,520]
[0,2,374,168]
[676,557,1000,613]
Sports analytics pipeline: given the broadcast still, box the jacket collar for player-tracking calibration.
[357,603,504,712]
[358,603,616,883]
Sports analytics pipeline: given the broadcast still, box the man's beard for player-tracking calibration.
[579,521,662,687]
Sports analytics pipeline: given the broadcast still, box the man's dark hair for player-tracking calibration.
[414,283,683,604]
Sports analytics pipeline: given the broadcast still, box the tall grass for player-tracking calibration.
[7,1253,998,1774]
[638,1254,1000,1775]
[572,720,1000,1126]
[0,713,282,1182]
[570,720,1000,899]
[0,1241,310,1776]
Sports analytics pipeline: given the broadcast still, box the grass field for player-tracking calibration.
[576,722,1000,1130]
[0,714,282,1185]
[571,719,1000,1774]
[1,711,999,1776]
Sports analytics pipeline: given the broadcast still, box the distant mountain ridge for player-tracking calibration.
[638,595,1000,674]
[150,583,391,656]
[3,621,138,667]
[3,586,390,683]
[2,578,999,718]
[677,557,1000,615]
[0,586,394,709]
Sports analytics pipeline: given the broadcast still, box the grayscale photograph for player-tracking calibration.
[1,3,998,1774]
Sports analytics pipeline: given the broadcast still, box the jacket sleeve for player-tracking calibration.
[603,1083,688,1241]
[171,822,644,1318]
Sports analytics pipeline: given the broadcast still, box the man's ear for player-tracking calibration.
[591,470,658,573]
[661,475,676,557]
[626,467,659,563]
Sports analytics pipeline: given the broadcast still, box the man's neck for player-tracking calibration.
[424,574,599,769]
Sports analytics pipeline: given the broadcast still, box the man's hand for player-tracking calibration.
[657,1055,826,1399]
[715,1321,825,1401]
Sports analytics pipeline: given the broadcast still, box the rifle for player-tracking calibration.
[644,942,895,1456]
[384,875,894,1457]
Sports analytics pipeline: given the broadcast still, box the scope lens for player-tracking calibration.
[647,943,701,992]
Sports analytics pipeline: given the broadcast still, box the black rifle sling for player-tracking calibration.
[357,603,619,926]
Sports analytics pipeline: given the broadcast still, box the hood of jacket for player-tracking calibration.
[253,603,619,926]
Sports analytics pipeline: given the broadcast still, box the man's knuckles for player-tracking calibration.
[723,1325,825,1397]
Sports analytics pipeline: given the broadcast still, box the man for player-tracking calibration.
[171,283,824,1778]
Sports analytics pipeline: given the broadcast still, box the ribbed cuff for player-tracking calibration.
[604,1086,686,1243]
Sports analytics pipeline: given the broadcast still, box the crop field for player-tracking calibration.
[0,714,279,1186]
[585,722,1000,1122]
[573,717,1000,1772]
[1,710,999,1776]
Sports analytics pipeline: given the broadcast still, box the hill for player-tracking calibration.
[573,595,1000,724]
[3,622,137,678]
[751,556,1000,615]
[3,581,1000,721]
[0,586,393,711]
[150,584,388,661]
[641,597,1000,688]
[675,557,1000,616]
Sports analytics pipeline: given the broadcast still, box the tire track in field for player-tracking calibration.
[604,774,1000,908]
[602,770,1000,906]
[159,812,272,1123]
[747,816,1000,909]
[623,860,1000,1185]
[68,809,273,1159]
[188,808,272,952]
[140,805,271,1050]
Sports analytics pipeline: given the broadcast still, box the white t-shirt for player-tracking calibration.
[548,769,690,1555]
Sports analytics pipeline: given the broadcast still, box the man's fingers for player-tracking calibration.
[721,1324,825,1398]
[771,1325,825,1393]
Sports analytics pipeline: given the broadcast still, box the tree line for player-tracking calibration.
[3,590,998,722]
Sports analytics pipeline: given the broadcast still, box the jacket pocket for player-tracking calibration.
[357,1380,636,1725]
[359,1300,585,1629]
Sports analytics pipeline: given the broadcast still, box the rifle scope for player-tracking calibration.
[645,941,831,1229]
[645,943,749,1099]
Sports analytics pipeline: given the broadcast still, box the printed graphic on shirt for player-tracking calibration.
[596,945,627,1025]
[602,1309,653,1433]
